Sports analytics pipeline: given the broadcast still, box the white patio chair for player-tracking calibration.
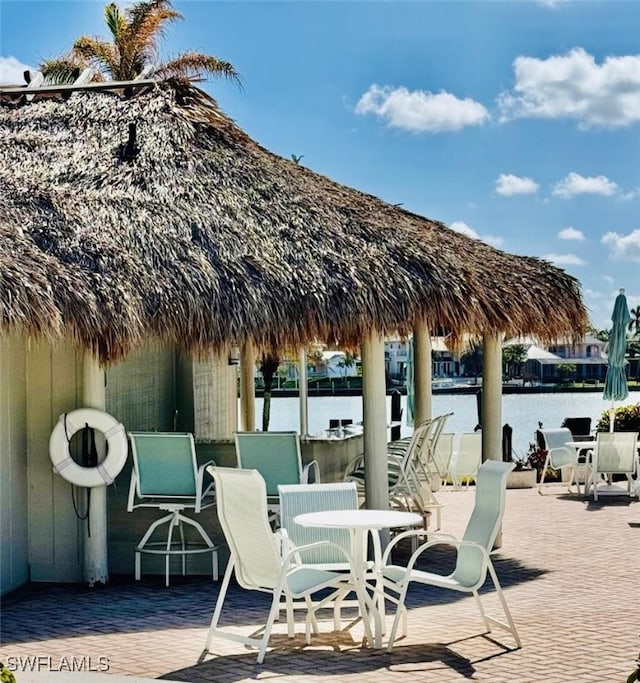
[278,482,372,628]
[127,431,219,587]
[200,467,353,664]
[380,460,521,651]
[536,427,582,495]
[588,431,638,501]
[448,432,482,489]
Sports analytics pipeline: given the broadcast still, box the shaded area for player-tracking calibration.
[1,544,546,646]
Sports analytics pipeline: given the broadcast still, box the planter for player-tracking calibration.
[507,468,536,489]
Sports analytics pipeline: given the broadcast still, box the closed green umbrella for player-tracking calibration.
[603,289,631,431]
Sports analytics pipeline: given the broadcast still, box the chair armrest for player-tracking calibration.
[343,454,364,479]
[281,539,355,570]
[302,459,320,484]
[195,460,216,512]
[381,529,457,566]
[388,536,490,583]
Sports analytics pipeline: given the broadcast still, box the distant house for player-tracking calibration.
[384,338,460,380]
[511,336,611,384]
[321,351,359,378]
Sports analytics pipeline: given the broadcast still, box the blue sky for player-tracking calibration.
[1,0,639,331]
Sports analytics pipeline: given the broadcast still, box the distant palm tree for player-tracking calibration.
[628,306,640,336]
[40,0,241,85]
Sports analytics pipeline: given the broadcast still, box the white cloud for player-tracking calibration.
[0,56,34,85]
[558,227,585,241]
[483,235,504,248]
[449,221,503,248]
[602,275,614,285]
[497,48,640,128]
[450,221,479,239]
[495,174,539,196]
[602,229,640,262]
[543,253,586,266]
[355,85,489,133]
[552,172,618,198]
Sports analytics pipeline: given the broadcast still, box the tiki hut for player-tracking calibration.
[0,78,588,591]
[0,80,586,362]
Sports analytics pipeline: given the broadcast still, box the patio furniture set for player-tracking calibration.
[125,418,518,663]
[536,427,639,500]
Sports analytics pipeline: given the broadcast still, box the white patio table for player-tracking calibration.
[294,508,422,648]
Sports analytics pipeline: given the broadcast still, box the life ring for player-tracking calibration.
[49,408,128,488]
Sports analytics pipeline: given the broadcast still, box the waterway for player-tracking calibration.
[254,391,640,460]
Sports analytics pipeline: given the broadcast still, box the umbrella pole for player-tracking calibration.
[609,402,615,433]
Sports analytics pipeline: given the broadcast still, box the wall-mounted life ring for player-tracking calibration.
[49,408,128,488]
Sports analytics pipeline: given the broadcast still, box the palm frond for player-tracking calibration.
[39,57,86,84]
[104,3,126,41]
[156,52,242,86]
[126,7,182,64]
[127,0,180,32]
[73,37,120,79]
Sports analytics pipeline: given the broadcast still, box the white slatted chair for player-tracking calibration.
[381,460,521,651]
[278,482,369,628]
[200,468,354,664]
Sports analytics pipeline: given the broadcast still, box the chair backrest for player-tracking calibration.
[452,432,482,477]
[129,432,198,497]
[235,431,303,497]
[434,433,454,476]
[594,432,638,474]
[538,428,577,469]
[454,460,514,588]
[278,483,357,566]
[209,467,282,590]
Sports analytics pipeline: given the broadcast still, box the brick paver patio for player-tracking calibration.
[2,485,639,682]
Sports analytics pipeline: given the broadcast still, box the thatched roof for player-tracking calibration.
[0,80,588,363]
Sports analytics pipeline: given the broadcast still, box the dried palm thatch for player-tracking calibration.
[0,81,587,363]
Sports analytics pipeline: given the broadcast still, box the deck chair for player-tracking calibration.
[127,432,219,587]
[449,432,482,489]
[380,460,521,651]
[432,433,454,487]
[278,482,367,628]
[344,422,429,517]
[536,428,581,495]
[200,468,353,664]
[234,431,320,523]
[588,432,638,501]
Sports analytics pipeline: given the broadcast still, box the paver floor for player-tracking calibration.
[2,485,639,682]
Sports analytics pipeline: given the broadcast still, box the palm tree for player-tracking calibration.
[40,1,241,86]
[628,306,640,336]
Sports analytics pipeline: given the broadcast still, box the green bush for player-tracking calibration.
[595,403,640,432]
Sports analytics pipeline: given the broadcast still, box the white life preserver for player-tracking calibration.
[49,408,128,488]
